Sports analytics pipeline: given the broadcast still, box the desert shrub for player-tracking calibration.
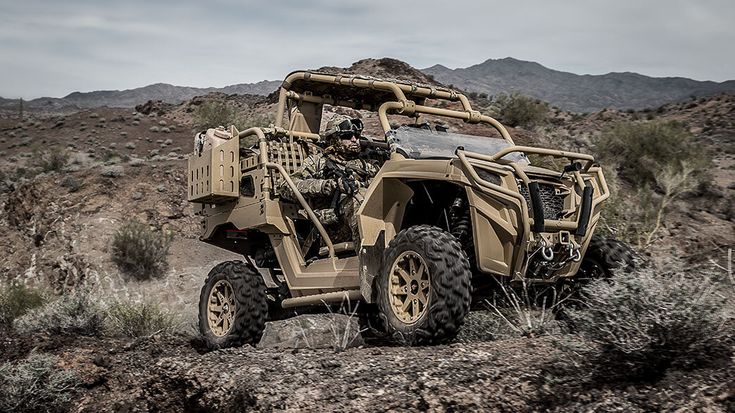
[111,219,172,280]
[593,120,708,188]
[597,158,700,247]
[14,292,105,336]
[33,150,68,173]
[594,122,707,246]
[564,264,732,380]
[195,101,272,135]
[60,175,83,192]
[194,101,237,131]
[105,300,180,337]
[0,352,78,413]
[491,92,549,128]
[0,284,45,330]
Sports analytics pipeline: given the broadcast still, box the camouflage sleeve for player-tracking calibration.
[279,154,336,200]
[364,159,380,178]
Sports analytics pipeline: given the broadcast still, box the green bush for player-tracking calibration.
[194,101,236,131]
[0,284,45,330]
[0,352,78,413]
[14,292,105,336]
[105,300,180,337]
[111,220,172,280]
[593,120,708,187]
[491,92,549,128]
[565,264,732,380]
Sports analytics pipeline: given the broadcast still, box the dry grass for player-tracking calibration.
[0,352,78,413]
[105,300,181,338]
[485,279,571,339]
[14,292,105,336]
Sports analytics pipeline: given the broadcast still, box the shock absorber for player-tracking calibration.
[449,196,470,241]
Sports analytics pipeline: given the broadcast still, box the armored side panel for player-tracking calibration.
[188,138,240,203]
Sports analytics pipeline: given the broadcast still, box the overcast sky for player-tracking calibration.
[1,0,733,99]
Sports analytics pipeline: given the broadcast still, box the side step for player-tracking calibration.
[281,290,362,308]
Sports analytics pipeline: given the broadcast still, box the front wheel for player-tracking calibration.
[376,225,472,345]
[198,260,267,349]
[576,235,636,280]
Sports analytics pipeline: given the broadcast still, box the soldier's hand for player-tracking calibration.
[337,175,357,195]
[321,179,338,194]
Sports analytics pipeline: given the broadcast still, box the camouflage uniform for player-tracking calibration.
[280,148,379,245]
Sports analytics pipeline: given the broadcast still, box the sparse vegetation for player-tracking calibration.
[60,175,83,192]
[0,284,45,331]
[105,300,180,337]
[194,101,238,131]
[564,263,733,380]
[0,352,78,413]
[33,149,68,173]
[593,120,708,187]
[111,219,172,280]
[14,292,105,336]
[490,92,549,128]
[485,280,563,338]
[194,100,273,139]
[594,121,709,246]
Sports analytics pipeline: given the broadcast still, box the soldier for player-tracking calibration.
[280,114,379,246]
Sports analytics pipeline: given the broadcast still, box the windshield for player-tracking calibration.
[392,126,529,163]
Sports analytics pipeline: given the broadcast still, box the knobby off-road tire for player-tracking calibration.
[577,235,636,280]
[198,260,267,350]
[376,225,472,345]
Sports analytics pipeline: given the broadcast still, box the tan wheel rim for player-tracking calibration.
[207,280,236,336]
[388,251,431,324]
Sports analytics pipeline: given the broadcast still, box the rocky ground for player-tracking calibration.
[1,327,732,412]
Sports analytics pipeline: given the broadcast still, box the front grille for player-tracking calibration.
[518,183,565,220]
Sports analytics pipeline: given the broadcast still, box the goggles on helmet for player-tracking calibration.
[333,118,364,137]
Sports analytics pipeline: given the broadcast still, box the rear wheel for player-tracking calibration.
[198,260,267,349]
[376,225,472,345]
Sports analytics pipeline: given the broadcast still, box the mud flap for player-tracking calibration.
[359,232,385,303]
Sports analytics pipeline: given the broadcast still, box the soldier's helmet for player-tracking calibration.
[324,114,364,141]
[323,115,364,155]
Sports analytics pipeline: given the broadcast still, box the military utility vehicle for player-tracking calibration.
[188,71,632,348]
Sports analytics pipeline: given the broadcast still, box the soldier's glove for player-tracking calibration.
[337,175,358,196]
[321,179,338,195]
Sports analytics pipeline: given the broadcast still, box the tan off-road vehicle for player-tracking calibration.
[188,71,632,348]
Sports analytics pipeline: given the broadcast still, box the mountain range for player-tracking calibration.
[422,58,735,112]
[2,57,734,113]
[0,80,281,113]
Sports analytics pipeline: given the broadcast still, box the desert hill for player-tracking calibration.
[423,57,735,112]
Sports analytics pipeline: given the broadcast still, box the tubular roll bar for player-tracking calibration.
[238,127,337,260]
[274,71,515,145]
